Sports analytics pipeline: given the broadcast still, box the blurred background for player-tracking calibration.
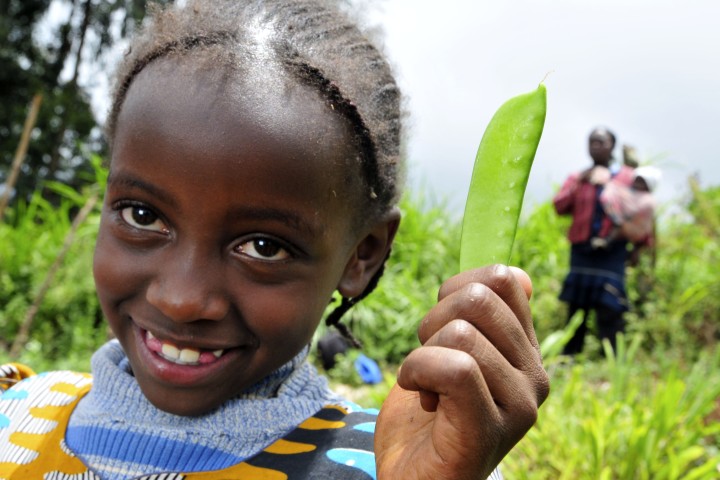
[365,0,720,214]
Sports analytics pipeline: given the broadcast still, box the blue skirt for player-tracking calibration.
[559,241,629,312]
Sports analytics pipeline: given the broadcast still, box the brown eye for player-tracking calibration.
[238,238,290,261]
[120,206,168,233]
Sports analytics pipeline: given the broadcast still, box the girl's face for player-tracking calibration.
[94,58,389,415]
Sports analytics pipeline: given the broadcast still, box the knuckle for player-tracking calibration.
[446,351,478,386]
[459,282,491,307]
[535,368,551,404]
[452,355,478,385]
[455,282,505,329]
[490,264,515,289]
[506,368,550,431]
[437,319,476,350]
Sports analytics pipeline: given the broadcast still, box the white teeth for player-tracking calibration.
[159,343,202,365]
[148,331,224,365]
[179,348,200,364]
[161,343,180,360]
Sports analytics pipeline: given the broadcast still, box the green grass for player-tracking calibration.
[2,162,720,477]
[503,336,720,479]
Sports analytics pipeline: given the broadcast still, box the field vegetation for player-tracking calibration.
[1,163,719,478]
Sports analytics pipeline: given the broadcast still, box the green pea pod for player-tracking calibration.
[459,83,546,271]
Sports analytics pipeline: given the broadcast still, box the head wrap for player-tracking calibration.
[634,166,662,192]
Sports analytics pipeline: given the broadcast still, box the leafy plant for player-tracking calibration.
[503,338,720,479]
[0,155,106,371]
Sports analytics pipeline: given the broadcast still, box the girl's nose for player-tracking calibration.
[145,255,229,323]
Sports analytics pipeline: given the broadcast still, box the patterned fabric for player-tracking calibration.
[0,366,378,479]
[1,358,504,480]
[554,164,635,244]
[600,181,656,246]
[0,369,94,479]
[239,404,379,479]
[65,341,342,479]
[0,363,36,392]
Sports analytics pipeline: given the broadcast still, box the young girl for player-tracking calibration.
[0,1,549,478]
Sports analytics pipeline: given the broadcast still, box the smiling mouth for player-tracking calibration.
[145,331,225,366]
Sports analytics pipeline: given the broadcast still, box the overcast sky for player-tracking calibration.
[361,0,720,215]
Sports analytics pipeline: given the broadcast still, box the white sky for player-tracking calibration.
[362,0,720,215]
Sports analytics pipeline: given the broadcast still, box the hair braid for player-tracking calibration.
[286,59,382,211]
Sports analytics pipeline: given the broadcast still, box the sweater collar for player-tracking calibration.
[77,340,337,436]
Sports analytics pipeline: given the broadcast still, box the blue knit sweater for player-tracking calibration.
[66,340,341,480]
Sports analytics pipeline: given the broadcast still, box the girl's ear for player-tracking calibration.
[337,207,401,298]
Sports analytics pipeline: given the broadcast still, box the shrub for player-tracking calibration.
[503,338,720,479]
[0,156,106,371]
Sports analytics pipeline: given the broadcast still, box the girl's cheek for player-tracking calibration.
[93,228,148,301]
[243,289,322,345]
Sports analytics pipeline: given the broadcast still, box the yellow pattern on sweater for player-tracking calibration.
[0,366,93,479]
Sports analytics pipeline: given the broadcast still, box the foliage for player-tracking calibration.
[2,159,720,476]
[0,155,106,371]
[512,199,572,336]
[0,0,170,204]
[503,339,720,479]
[635,180,720,353]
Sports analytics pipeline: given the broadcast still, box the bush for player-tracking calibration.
[0,156,107,371]
[503,338,720,479]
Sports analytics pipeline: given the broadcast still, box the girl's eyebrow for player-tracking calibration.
[107,171,177,208]
[226,207,323,236]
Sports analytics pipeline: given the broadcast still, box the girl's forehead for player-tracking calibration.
[127,56,321,128]
[115,55,359,171]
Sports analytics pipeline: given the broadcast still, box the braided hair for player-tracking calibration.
[105,0,404,345]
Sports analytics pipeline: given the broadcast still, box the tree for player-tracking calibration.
[0,0,170,208]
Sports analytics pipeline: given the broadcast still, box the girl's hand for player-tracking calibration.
[375,265,550,480]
